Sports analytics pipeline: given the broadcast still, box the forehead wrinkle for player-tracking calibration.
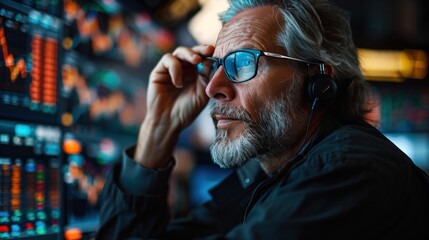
[215,6,283,55]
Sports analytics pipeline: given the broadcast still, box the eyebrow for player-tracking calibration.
[213,44,258,58]
[239,44,257,49]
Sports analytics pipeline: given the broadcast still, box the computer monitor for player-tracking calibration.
[1,1,63,238]
[0,119,62,239]
[0,0,62,124]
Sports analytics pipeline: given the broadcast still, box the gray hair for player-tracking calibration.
[220,0,371,124]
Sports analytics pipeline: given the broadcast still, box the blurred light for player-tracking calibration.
[35,126,61,142]
[188,0,229,45]
[64,228,82,240]
[385,133,429,170]
[157,0,199,26]
[90,70,120,89]
[61,113,73,127]
[28,10,42,24]
[64,0,80,21]
[44,143,60,156]
[132,13,153,33]
[77,12,99,38]
[91,34,113,53]
[15,124,32,137]
[68,154,84,167]
[63,37,73,49]
[359,49,428,82]
[99,0,121,14]
[97,138,118,164]
[63,139,81,154]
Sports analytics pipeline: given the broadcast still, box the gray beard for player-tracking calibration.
[209,91,305,169]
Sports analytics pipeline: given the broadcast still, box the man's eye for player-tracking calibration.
[237,57,254,68]
[242,59,252,66]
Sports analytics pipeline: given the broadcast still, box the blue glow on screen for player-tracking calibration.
[384,133,429,171]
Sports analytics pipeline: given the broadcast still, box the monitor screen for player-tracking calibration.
[0,1,62,124]
[0,119,62,239]
[1,1,63,239]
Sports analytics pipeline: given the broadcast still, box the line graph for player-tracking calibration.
[0,26,28,82]
[0,3,61,122]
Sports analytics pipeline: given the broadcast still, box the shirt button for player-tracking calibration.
[245,178,250,184]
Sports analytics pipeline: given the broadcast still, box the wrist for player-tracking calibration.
[133,116,181,169]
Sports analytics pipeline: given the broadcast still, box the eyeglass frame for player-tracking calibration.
[197,48,327,83]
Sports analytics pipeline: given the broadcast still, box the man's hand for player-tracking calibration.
[134,45,215,168]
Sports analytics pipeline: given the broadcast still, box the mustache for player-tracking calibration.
[210,103,253,122]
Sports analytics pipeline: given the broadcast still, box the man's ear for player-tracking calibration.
[324,62,335,79]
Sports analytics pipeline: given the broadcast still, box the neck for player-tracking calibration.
[258,111,323,176]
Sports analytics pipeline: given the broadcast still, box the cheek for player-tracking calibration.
[237,87,257,114]
[237,82,274,118]
[235,71,304,118]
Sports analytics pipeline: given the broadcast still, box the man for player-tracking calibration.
[96,0,429,239]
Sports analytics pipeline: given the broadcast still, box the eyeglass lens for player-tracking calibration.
[197,51,258,83]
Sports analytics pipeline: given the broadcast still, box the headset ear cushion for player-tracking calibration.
[307,75,337,103]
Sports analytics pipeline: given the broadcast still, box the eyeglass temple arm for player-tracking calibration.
[319,64,326,75]
[306,63,328,76]
[262,51,325,70]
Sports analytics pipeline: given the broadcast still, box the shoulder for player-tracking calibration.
[310,123,409,164]
[290,123,412,182]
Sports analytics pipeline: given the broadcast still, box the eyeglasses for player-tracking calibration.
[197,48,323,83]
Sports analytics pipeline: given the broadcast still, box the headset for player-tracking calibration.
[305,64,337,110]
[291,63,338,157]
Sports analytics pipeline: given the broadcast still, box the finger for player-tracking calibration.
[168,45,214,87]
[173,46,202,65]
[152,53,184,88]
[192,45,215,57]
[151,45,215,88]
[173,45,215,63]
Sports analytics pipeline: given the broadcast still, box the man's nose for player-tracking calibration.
[205,66,236,102]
